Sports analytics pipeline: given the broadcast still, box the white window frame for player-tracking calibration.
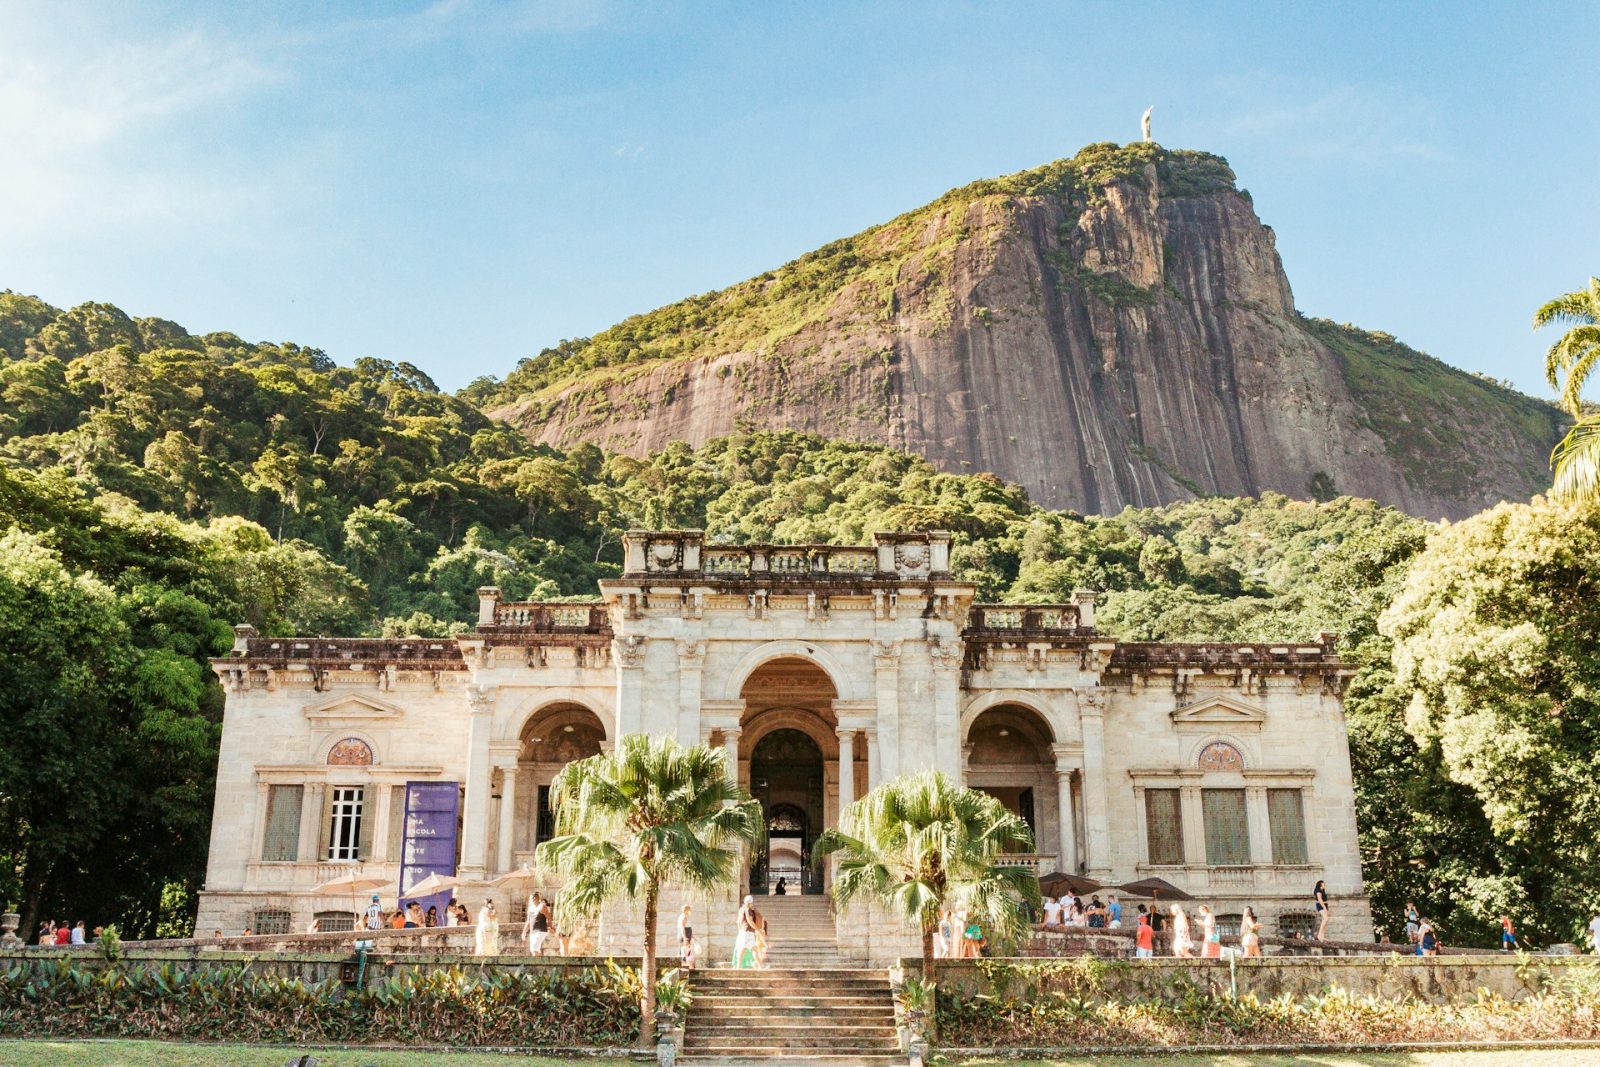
[326,785,365,861]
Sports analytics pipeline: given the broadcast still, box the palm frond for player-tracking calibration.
[1551,415,1600,502]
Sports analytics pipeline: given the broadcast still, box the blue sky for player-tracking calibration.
[2,0,1596,400]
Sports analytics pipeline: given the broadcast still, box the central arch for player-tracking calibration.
[739,656,839,895]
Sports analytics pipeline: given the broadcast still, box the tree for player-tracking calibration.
[1380,496,1600,943]
[534,736,760,1048]
[1535,276,1600,501]
[814,770,1040,979]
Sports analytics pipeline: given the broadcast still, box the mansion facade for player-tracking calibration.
[198,530,1373,957]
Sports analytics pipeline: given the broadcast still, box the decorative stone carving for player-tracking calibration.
[613,635,646,668]
[927,636,961,669]
[647,538,682,571]
[1078,687,1107,715]
[466,684,496,712]
[895,542,930,577]
[0,913,22,950]
[326,737,374,766]
[1198,740,1246,772]
[872,638,901,666]
[677,639,706,662]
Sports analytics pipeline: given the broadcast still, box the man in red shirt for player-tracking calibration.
[1135,914,1155,959]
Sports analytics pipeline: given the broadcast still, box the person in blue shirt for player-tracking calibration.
[1107,895,1123,928]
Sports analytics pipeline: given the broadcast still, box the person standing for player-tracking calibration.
[1198,906,1220,958]
[404,901,424,929]
[1134,913,1155,959]
[1419,920,1438,957]
[676,903,695,969]
[1313,880,1331,941]
[528,893,552,955]
[1587,911,1600,955]
[935,907,954,958]
[1500,915,1517,951]
[1170,905,1192,958]
[1041,897,1061,927]
[1404,901,1420,945]
[962,912,986,958]
[54,922,71,946]
[444,898,459,927]
[474,901,500,956]
[1107,895,1123,929]
[365,895,382,931]
[425,906,439,928]
[1240,907,1262,957]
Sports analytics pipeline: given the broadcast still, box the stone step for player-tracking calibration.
[690,1002,894,1016]
[683,1037,900,1053]
[693,981,884,992]
[690,995,891,1008]
[679,1054,902,1065]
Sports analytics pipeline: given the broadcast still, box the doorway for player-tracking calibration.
[750,729,824,895]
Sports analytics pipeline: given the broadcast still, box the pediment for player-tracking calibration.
[302,693,405,722]
[1170,695,1266,728]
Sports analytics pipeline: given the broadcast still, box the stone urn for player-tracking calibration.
[0,913,21,950]
[655,1009,680,1067]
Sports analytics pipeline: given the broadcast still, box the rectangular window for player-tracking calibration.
[314,910,355,933]
[1143,788,1183,865]
[261,785,303,862]
[252,907,292,935]
[326,786,365,861]
[1268,788,1309,865]
[1202,788,1250,866]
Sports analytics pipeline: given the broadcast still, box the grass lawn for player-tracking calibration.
[952,1053,1600,1067]
[0,1040,636,1066]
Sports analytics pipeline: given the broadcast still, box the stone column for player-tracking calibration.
[722,728,742,789]
[836,729,856,814]
[872,640,901,782]
[863,726,881,791]
[677,639,705,747]
[496,763,519,873]
[1077,690,1112,877]
[613,636,645,736]
[459,685,496,876]
[928,636,963,778]
[1246,785,1272,866]
[1053,760,1079,874]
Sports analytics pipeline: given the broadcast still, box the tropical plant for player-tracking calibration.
[534,735,760,1047]
[1535,276,1600,501]
[814,770,1041,980]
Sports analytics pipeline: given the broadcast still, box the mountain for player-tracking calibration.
[482,142,1564,520]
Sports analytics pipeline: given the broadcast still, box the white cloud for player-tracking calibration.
[0,8,287,242]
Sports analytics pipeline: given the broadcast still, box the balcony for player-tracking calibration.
[995,853,1058,873]
[967,604,1087,635]
[488,603,609,633]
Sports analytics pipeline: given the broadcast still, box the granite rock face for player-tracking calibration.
[493,151,1561,519]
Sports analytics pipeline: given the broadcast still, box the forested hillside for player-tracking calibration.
[0,290,1593,950]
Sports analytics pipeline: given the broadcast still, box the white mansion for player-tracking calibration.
[198,530,1373,957]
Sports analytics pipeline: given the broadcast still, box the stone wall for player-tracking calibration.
[928,955,1594,1004]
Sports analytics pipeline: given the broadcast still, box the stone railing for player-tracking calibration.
[224,633,466,668]
[967,604,1085,634]
[489,602,609,632]
[1110,638,1339,670]
[618,529,953,582]
[995,853,1058,873]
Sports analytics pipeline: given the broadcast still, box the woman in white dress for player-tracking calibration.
[1042,896,1062,927]
[474,900,500,956]
[1170,904,1193,958]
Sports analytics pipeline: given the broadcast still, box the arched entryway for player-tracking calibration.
[736,656,844,896]
[503,702,607,868]
[965,704,1060,867]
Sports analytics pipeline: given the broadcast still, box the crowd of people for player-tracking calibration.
[35,920,99,946]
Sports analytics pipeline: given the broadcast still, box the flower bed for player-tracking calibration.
[934,959,1600,1048]
[0,959,641,1048]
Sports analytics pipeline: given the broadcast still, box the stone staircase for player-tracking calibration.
[750,893,841,968]
[681,968,900,1064]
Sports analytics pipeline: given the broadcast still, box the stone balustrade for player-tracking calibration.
[618,529,953,581]
[488,602,609,632]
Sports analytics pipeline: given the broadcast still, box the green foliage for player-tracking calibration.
[0,959,641,1047]
[1381,496,1600,944]
[815,770,1041,978]
[1533,276,1600,502]
[535,736,760,1045]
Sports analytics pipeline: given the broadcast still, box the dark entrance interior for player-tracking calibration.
[750,729,824,894]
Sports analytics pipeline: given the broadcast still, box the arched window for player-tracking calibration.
[1197,741,1244,772]
[327,737,374,766]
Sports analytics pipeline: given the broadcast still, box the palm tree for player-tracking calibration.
[535,734,761,1048]
[1535,277,1600,501]
[814,770,1041,979]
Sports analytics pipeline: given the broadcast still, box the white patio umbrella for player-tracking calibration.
[311,870,390,928]
[402,871,486,898]
[490,866,542,889]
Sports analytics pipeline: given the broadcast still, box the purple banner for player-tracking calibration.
[398,781,459,928]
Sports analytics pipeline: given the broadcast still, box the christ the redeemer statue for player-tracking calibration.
[1141,107,1153,143]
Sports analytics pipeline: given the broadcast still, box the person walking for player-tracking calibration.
[962,912,986,958]
[1313,880,1331,941]
[1500,914,1518,951]
[1170,905,1193,958]
[474,900,500,956]
[1198,905,1220,958]
[365,894,382,931]
[935,907,954,958]
[733,895,759,968]
[676,903,695,969]
[1404,901,1420,945]
[528,893,552,955]
[1240,907,1262,957]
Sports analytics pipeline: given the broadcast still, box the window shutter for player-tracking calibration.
[318,785,335,862]
[1268,789,1309,864]
[356,786,374,860]
[261,785,304,862]
[1202,788,1250,865]
[1143,788,1183,865]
